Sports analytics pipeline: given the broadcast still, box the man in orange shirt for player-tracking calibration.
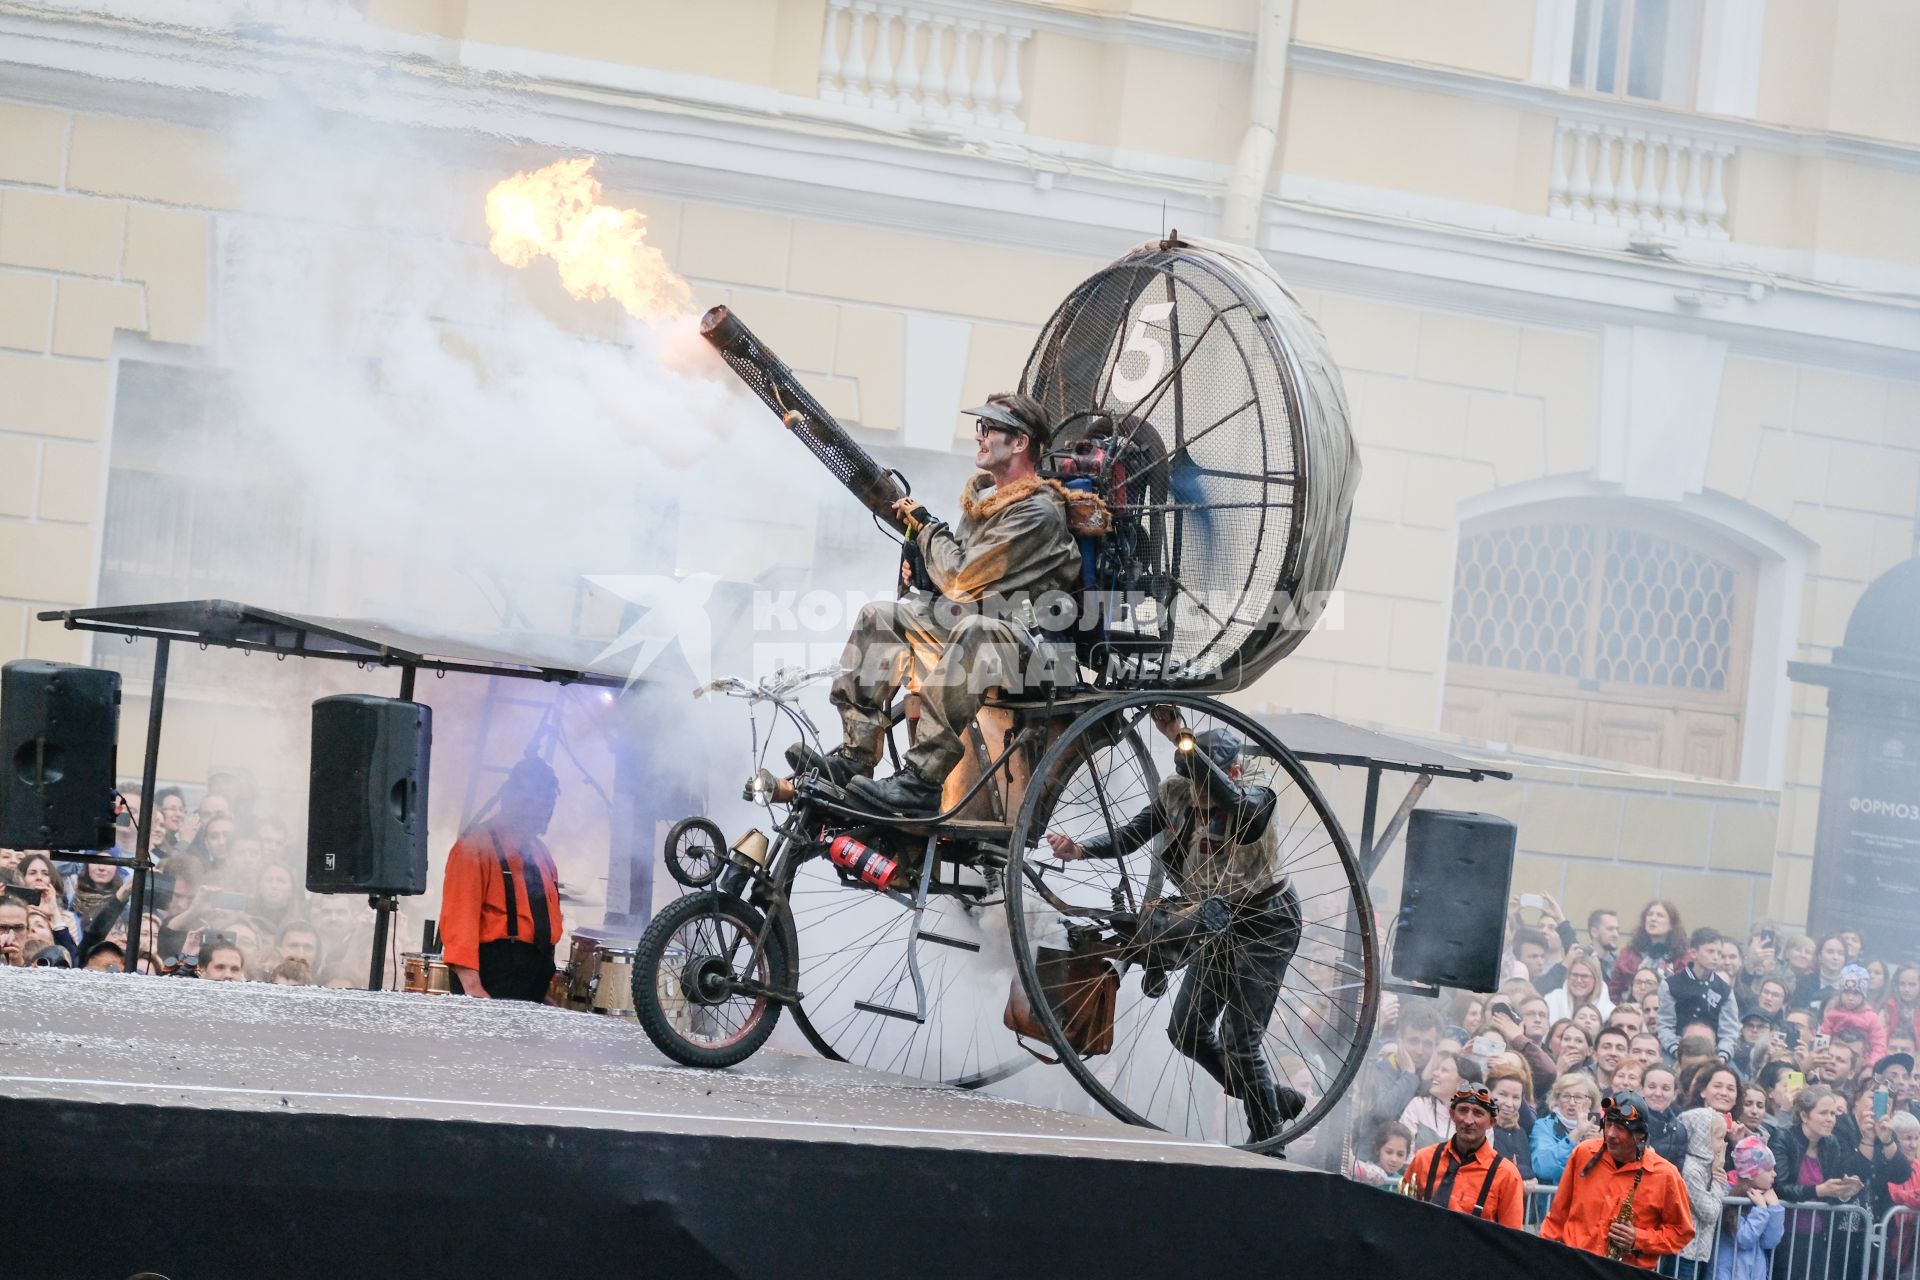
[440,757,565,1002]
[1399,1082,1526,1228]
[1542,1090,1695,1268]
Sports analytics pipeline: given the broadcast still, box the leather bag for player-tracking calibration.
[1004,945,1119,1059]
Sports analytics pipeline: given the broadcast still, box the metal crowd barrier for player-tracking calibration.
[1512,1188,1876,1279]
[1879,1206,1920,1280]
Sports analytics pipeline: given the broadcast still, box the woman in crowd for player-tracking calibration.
[1867,960,1889,1007]
[1770,1085,1902,1275]
[1486,1063,1536,1177]
[1612,1059,1645,1094]
[1448,992,1487,1039]
[69,860,124,934]
[1884,965,1920,1049]
[1757,1062,1800,1130]
[17,853,79,964]
[1795,935,1849,1011]
[1569,1001,1603,1046]
[1551,1022,1593,1078]
[1399,1049,1470,1147]
[1885,1111,1920,1272]
[1675,1107,1731,1278]
[1844,1082,1912,1222]
[1351,1119,1413,1189]
[1642,1063,1683,1155]
[1531,1072,1601,1185]
[1609,899,1687,1001]
[1738,1083,1775,1141]
[1716,1137,1785,1280]
[250,863,299,932]
[1545,952,1612,1023]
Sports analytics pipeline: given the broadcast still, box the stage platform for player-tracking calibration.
[0,971,1633,1278]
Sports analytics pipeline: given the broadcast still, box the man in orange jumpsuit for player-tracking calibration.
[439,757,565,1002]
[1542,1090,1695,1268]
[1399,1082,1526,1228]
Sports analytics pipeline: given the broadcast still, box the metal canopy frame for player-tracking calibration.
[36,599,630,988]
[1260,711,1511,878]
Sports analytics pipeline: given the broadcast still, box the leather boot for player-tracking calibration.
[785,743,874,788]
[1244,1077,1305,1146]
[848,767,943,816]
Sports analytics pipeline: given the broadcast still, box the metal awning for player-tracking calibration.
[30,598,636,984]
[1255,711,1512,879]
[1262,712,1511,783]
[37,599,631,688]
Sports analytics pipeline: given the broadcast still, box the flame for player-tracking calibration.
[484,157,689,321]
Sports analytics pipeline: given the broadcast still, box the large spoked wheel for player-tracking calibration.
[783,722,1161,1090]
[634,891,790,1069]
[783,846,1024,1089]
[1005,691,1377,1153]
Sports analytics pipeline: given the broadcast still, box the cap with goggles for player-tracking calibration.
[1600,1091,1651,1134]
[1449,1082,1495,1117]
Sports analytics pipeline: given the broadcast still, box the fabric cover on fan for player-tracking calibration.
[1019,235,1359,692]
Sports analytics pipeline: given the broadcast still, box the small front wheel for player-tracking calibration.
[663,816,727,889]
[633,892,789,1069]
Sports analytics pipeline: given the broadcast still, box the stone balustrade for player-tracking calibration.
[1549,116,1733,240]
[818,0,1032,131]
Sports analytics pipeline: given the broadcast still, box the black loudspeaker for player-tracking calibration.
[1393,808,1517,993]
[306,694,430,895]
[0,660,121,852]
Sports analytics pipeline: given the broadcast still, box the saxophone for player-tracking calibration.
[1606,1168,1647,1262]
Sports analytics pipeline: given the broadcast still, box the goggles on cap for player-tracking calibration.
[1450,1082,1495,1114]
[1601,1094,1647,1130]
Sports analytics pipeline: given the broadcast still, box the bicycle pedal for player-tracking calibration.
[918,930,982,953]
[853,1000,926,1024]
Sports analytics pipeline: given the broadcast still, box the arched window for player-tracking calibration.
[1442,503,1756,780]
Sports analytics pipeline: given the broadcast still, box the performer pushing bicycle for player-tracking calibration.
[1045,707,1305,1144]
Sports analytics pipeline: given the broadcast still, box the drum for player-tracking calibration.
[564,934,601,1010]
[426,958,451,994]
[402,952,429,994]
[587,946,637,1017]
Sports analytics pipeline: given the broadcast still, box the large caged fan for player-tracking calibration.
[1021,234,1359,692]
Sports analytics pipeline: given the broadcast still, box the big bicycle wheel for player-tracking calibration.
[1005,691,1377,1152]
[783,850,1022,1089]
[634,891,790,1069]
[783,724,1162,1090]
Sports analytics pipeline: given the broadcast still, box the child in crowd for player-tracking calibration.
[1351,1119,1414,1189]
[1714,1136,1784,1280]
[1820,965,1888,1065]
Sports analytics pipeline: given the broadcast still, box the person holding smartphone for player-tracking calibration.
[1769,1084,1910,1275]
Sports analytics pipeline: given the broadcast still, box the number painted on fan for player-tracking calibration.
[1111,301,1175,403]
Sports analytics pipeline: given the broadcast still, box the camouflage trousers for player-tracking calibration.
[829,595,1038,784]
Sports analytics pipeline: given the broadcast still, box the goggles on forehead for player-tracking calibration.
[1450,1082,1495,1114]
[1601,1095,1647,1130]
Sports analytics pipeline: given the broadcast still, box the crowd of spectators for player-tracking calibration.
[0,768,391,987]
[1352,893,1920,1269]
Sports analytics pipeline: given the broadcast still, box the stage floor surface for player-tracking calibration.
[0,967,1260,1167]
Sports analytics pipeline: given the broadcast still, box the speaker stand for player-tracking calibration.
[367,894,398,991]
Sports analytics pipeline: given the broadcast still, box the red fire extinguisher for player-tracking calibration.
[828,834,898,890]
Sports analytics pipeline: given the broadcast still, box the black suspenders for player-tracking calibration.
[1420,1145,1507,1219]
[487,829,523,942]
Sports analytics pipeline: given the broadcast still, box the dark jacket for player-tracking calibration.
[1658,966,1741,1059]
[1770,1121,1911,1212]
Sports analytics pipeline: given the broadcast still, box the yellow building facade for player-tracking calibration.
[0,0,1915,935]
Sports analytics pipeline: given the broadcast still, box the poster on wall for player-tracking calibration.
[1812,713,1920,961]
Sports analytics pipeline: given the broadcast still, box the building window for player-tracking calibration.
[95,361,317,686]
[1443,504,1754,779]
[1569,0,1699,106]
